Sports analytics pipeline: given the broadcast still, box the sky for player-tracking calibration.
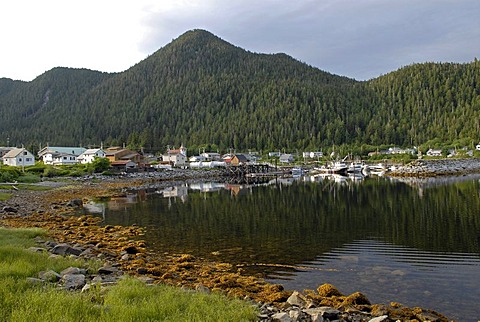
[1,0,479,82]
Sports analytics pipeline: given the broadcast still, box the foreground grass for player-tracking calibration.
[0,184,52,191]
[0,227,257,322]
[0,191,11,201]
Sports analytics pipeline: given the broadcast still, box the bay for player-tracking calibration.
[84,174,480,321]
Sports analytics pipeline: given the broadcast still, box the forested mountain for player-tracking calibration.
[0,29,479,154]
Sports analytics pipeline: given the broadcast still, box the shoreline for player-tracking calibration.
[0,168,458,321]
[388,158,480,177]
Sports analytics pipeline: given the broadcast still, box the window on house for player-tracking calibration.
[19,158,22,162]
[63,157,67,160]
[23,151,28,155]
[26,158,32,162]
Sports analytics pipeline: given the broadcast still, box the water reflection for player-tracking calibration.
[84,174,480,321]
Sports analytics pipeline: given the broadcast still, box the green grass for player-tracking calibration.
[0,184,52,191]
[0,227,258,322]
[0,192,11,201]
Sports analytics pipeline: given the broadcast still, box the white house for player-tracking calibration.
[50,152,79,165]
[77,148,106,164]
[2,148,35,167]
[200,152,222,161]
[279,154,294,163]
[38,147,86,165]
[162,145,187,167]
[303,151,323,159]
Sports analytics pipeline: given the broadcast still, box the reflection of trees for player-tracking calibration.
[101,178,480,271]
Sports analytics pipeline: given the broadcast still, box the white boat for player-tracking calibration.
[318,161,348,174]
[347,162,364,173]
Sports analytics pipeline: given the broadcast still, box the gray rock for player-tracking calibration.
[26,277,46,285]
[60,267,83,276]
[304,307,340,320]
[66,199,83,207]
[98,266,119,275]
[61,273,86,290]
[195,284,210,294]
[288,308,301,321]
[271,312,292,322]
[52,243,82,256]
[286,290,307,307]
[39,270,61,282]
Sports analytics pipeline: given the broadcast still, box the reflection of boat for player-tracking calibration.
[368,163,387,176]
[347,162,364,173]
[291,167,305,176]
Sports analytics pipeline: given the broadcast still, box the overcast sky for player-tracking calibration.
[1,0,479,82]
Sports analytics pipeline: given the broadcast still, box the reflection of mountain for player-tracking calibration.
[99,177,480,271]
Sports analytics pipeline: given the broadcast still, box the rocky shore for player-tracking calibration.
[389,158,480,177]
[0,169,456,321]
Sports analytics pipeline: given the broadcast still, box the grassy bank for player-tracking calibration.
[0,227,257,322]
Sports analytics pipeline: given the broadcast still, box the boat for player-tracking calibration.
[347,161,364,173]
[315,161,348,174]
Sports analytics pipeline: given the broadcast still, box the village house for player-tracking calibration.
[268,151,281,157]
[2,148,35,167]
[38,146,86,165]
[229,154,249,166]
[200,152,222,161]
[302,151,323,159]
[77,148,106,164]
[104,147,141,163]
[162,145,187,167]
[279,153,294,163]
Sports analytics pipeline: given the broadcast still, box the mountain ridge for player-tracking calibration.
[1,29,479,153]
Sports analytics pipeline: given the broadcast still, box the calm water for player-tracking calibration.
[84,174,480,321]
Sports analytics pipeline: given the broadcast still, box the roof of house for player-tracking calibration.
[232,154,249,162]
[38,147,86,156]
[81,148,104,155]
[280,154,293,159]
[3,148,30,158]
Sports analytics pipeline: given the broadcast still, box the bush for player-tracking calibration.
[0,167,21,183]
[16,173,41,183]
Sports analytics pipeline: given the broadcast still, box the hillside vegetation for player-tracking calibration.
[0,29,479,153]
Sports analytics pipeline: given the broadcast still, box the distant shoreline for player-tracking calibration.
[388,158,480,177]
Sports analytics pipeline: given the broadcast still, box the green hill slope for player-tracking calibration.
[0,29,479,153]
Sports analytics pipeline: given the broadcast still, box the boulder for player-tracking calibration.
[286,290,307,307]
[60,267,84,276]
[271,312,292,322]
[304,307,340,320]
[342,291,371,306]
[61,273,86,290]
[51,243,82,256]
[66,199,83,208]
[39,270,61,282]
[317,283,343,297]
